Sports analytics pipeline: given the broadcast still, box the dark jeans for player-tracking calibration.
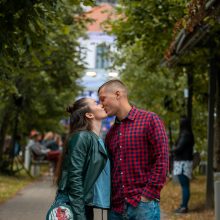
[85,206,94,220]
[178,174,190,208]
[109,201,160,220]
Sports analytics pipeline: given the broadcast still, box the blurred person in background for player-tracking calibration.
[43,132,60,151]
[29,131,61,170]
[171,116,194,214]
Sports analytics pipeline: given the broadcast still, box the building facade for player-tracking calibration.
[78,3,118,99]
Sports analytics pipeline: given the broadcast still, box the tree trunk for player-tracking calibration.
[206,47,217,208]
[0,109,11,166]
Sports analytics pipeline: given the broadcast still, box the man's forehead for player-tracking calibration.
[99,87,109,95]
[102,85,116,93]
[99,92,113,101]
[98,91,107,98]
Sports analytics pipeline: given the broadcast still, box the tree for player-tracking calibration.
[0,0,90,167]
[108,0,210,152]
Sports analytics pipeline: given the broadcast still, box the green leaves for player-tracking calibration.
[109,0,211,151]
[0,0,86,137]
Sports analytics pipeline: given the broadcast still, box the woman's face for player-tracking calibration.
[86,98,107,120]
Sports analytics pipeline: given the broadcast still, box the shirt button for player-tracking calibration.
[121,172,123,175]
[122,185,124,188]
[120,158,122,161]
[120,146,122,148]
[119,133,122,136]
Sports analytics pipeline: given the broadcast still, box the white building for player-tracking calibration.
[78,3,118,99]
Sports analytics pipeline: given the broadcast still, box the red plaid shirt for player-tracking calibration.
[105,106,169,213]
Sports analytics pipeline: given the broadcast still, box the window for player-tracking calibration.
[95,44,110,69]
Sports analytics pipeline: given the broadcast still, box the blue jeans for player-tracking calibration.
[178,174,190,208]
[108,201,160,220]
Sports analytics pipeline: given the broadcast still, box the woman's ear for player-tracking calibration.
[85,112,94,119]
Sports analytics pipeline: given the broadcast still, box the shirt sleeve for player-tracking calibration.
[67,133,89,220]
[142,113,169,199]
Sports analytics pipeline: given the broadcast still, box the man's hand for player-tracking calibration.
[140,196,150,202]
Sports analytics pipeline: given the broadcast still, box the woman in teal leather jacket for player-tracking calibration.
[46,98,110,220]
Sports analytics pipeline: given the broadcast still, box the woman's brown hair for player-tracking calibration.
[55,98,91,185]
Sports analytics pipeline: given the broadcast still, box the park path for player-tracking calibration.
[0,174,167,220]
[0,174,55,220]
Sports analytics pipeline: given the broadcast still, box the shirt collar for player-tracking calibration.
[115,106,138,124]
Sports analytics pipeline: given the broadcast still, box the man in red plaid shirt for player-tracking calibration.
[98,80,169,220]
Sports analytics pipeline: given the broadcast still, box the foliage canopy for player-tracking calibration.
[108,0,212,152]
[0,0,89,163]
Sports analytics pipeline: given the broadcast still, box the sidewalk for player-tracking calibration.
[0,174,55,220]
[0,174,167,220]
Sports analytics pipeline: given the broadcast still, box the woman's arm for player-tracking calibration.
[67,132,90,220]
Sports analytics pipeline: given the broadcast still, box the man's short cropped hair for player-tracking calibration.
[98,79,127,94]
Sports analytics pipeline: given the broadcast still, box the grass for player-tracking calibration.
[0,171,33,204]
[0,164,50,204]
[161,175,214,220]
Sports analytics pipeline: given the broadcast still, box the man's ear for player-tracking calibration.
[115,90,120,99]
[85,112,94,119]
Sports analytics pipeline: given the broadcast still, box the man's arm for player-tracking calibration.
[142,113,169,200]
